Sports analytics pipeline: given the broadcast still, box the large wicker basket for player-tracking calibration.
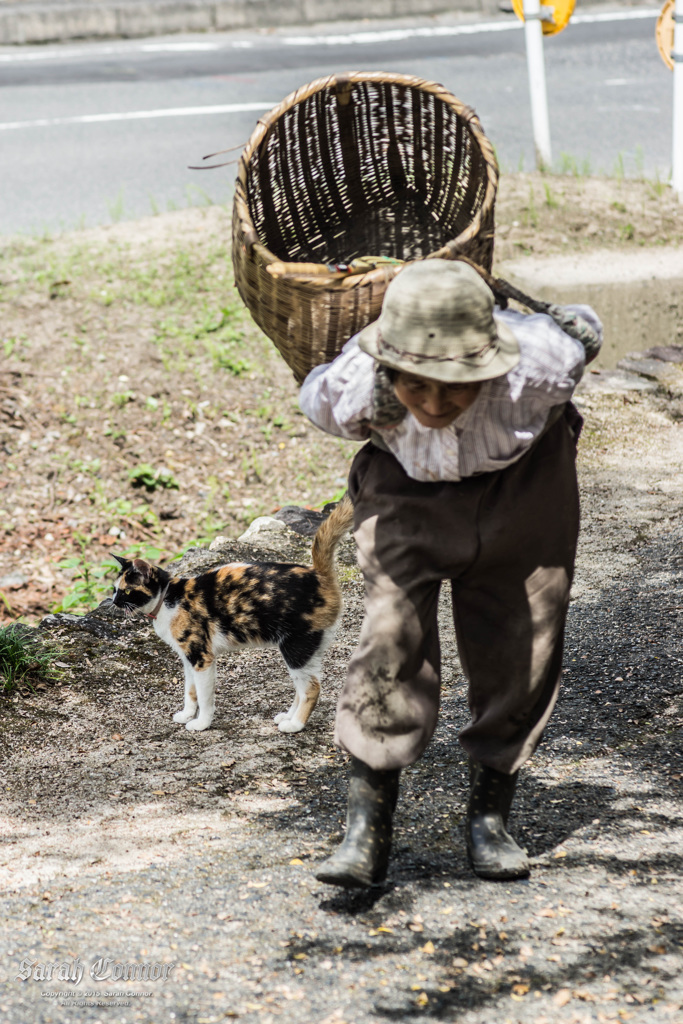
[232,72,499,383]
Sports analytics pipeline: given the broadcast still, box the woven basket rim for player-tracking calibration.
[235,71,499,284]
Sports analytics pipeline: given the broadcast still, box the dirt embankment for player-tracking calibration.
[2,171,683,622]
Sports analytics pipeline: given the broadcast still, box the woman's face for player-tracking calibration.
[393,372,482,429]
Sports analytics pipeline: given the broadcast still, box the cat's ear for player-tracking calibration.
[132,558,153,579]
[112,555,131,571]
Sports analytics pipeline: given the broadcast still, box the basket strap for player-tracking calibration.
[455,256,602,364]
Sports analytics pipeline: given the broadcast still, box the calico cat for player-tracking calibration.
[111,496,354,734]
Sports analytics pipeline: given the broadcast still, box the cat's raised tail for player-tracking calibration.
[310,494,354,612]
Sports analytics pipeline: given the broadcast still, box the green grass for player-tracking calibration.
[107,189,126,224]
[543,182,560,209]
[557,151,592,178]
[3,230,265,385]
[0,625,62,693]
[524,184,538,229]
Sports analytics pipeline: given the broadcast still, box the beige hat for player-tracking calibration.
[358,259,520,383]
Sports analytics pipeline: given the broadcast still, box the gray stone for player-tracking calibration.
[173,534,311,576]
[576,369,658,395]
[40,613,83,629]
[92,597,125,619]
[237,516,288,545]
[1,621,38,641]
[0,572,28,589]
[642,345,683,364]
[273,502,342,537]
[272,505,327,537]
[616,357,683,393]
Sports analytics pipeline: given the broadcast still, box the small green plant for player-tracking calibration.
[111,390,136,408]
[0,625,62,694]
[103,427,126,443]
[128,463,179,492]
[54,539,168,614]
[543,182,559,209]
[559,152,578,176]
[185,183,214,207]
[207,342,251,376]
[108,189,125,223]
[134,504,160,530]
[54,535,114,612]
[611,201,627,214]
[613,152,625,182]
[69,456,101,475]
[116,542,165,563]
[646,169,668,199]
[619,222,635,241]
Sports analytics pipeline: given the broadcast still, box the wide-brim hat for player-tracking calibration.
[358,258,520,383]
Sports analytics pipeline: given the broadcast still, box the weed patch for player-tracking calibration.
[0,625,62,693]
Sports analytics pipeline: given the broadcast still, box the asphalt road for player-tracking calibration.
[0,7,671,236]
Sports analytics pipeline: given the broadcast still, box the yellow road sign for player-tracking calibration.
[511,0,575,36]
[656,0,675,70]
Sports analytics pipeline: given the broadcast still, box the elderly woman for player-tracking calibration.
[300,259,602,888]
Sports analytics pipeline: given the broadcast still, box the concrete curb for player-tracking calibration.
[0,0,634,45]
[0,0,485,45]
[497,247,683,368]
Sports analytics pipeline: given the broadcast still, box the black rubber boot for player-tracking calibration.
[466,761,530,881]
[315,758,399,889]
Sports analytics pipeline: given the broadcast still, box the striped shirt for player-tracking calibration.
[299,305,602,483]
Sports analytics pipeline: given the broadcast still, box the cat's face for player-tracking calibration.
[112,557,163,617]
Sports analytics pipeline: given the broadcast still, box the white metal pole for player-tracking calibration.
[523,0,552,170]
[673,0,683,197]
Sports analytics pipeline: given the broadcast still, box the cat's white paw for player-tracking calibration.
[278,718,305,734]
[186,718,211,732]
[273,711,291,724]
[173,710,196,724]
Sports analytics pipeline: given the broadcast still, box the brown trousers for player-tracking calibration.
[335,410,580,774]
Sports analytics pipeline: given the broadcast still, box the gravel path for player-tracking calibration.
[1,361,682,1024]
